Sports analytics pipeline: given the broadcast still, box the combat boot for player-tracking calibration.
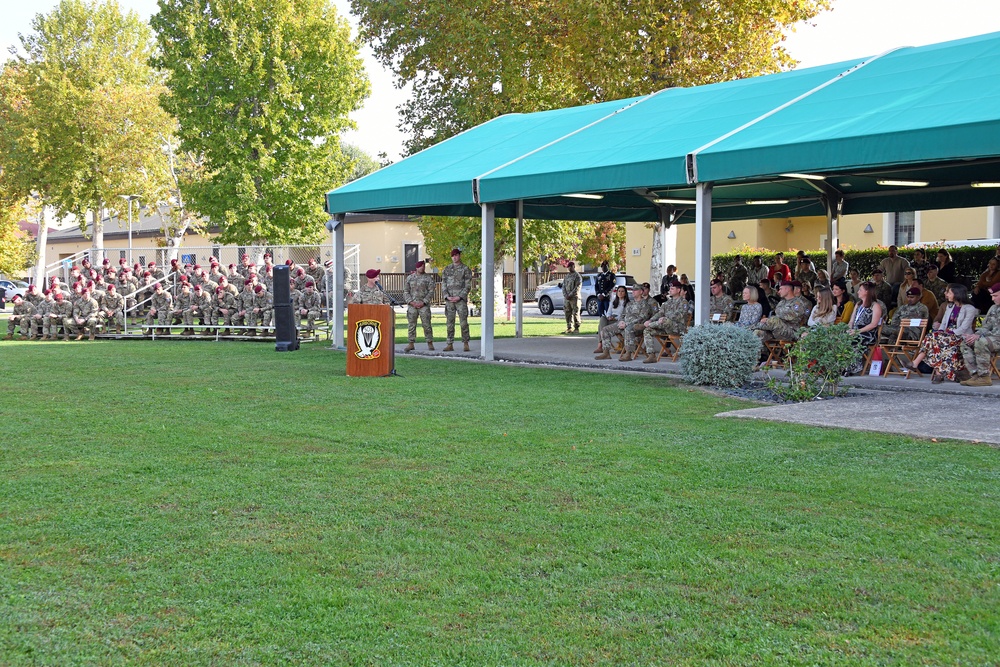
[643,352,658,364]
[618,349,632,361]
[443,342,454,351]
[88,329,96,341]
[427,341,434,350]
[594,350,611,360]
[404,342,415,351]
[463,341,470,352]
[63,332,71,341]
[3,334,11,340]
[116,324,122,334]
[221,328,231,336]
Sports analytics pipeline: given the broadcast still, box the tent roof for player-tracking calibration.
[328,31,1000,223]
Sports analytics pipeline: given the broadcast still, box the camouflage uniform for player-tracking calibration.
[561,269,583,332]
[68,295,99,339]
[6,299,35,337]
[960,303,1000,377]
[924,276,948,305]
[442,260,474,345]
[298,288,323,333]
[185,289,213,329]
[403,271,435,344]
[30,295,52,338]
[99,289,126,332]
[250,289,274,331]
[355,283,391,305]
[146,289,174,331]
[172,288,194,324]
[600,295,656,354]
[880,302,929,342]
[233,287,256,330]
[754,297,808,343]
[643,295,692,353]
[45,298,74,340]
[709,294,734,317]
[213,290,238,330]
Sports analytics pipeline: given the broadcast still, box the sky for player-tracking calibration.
[3,0,1000,163]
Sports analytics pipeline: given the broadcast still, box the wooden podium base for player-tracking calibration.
[347,304,395,377]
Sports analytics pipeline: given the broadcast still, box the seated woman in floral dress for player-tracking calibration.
[905,283,979,384]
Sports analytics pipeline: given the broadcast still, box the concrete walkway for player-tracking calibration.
[397,334,1000,445]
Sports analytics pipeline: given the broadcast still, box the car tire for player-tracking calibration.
[538,295,554,315]
[586,296,599,316]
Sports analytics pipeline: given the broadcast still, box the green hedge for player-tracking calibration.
[711,243,998,285]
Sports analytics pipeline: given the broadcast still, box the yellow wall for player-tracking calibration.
[840,213,882,249]
[920,208,986,244]
[344,220,425,274]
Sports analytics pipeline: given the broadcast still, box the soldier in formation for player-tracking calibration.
[441,248,473,352]
[403,260,435,351]
[561,261,582,334]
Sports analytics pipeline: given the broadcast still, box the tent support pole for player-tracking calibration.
[481,203,496,361]
[988,206,1000,238]
[826,198,841,273]
[333,214,346,350]
[516,200,524,338]
[694,183,713,327]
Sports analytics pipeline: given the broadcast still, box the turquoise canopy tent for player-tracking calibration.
[326,31,1000,358]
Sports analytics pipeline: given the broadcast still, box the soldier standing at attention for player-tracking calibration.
[561,261,582,334]
[403,260,435,351]
[441,248,473,352]
[354,269,391,305]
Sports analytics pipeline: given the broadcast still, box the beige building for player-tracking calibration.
[624,206,1000,285]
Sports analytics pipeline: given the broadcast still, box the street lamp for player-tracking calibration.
[118,194,141,265]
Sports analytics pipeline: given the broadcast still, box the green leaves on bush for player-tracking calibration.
[679,324,760,388]
[767,323,862,401]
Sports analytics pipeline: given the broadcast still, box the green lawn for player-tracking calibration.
[0,340,998,665]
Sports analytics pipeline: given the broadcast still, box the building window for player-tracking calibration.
[894,211,915,246]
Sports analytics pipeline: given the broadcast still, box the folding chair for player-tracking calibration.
[991,350,1000,380]
[709,313,728,325]
[861,325,885,375]
[882,318,928,378]
[659,314,693,362]
[761,338,793,369]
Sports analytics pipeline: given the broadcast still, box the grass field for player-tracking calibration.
[1,339,998,665]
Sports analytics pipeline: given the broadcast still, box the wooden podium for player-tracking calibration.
[347,304,396,377]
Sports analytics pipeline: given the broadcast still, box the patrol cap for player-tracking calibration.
[365,268,381,279]
[990,282,1000,294]
[631,283,644,292]
[906,286,921,296]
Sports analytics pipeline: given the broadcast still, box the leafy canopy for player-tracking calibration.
[351,0,831,154]
[152,0,370,244]
[3,0,174,229]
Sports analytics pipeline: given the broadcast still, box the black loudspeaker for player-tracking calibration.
[272,265,298,352]
[273,265,291,305]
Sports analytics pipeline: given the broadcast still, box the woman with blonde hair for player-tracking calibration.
[807,287,837,326]
[735,286,763,329]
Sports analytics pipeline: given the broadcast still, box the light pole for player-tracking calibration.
[118,194,140,265]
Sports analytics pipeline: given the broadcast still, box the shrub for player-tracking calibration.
[767,323,861,401]
[679,323,760,388]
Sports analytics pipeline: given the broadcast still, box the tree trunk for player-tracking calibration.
[91,205,104,264]
[492,261,505,316]
[34,211,48,286]
[649,223,663,293]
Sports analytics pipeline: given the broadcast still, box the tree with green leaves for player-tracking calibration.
[341,144,381,184]
[0,197,37,280]
[2,0,176,265]
[350,0,830,154]
[152,0,370,245]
